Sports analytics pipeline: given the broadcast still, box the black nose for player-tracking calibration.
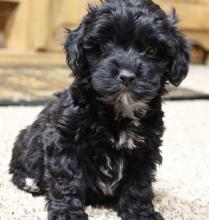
[119,70,136,85]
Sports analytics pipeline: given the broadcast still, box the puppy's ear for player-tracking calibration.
[64,22,87,77]
[167,8,190,87]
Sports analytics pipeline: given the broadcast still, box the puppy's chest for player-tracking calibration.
[76,119,144,150]
[85,121,143,195]
[112,125,144,150]
[75,119,144,195]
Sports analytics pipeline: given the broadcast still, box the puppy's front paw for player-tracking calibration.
[138,212,164,220]
[48,212,88,220]
[121,212,164,220]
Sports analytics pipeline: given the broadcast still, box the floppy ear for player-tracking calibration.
[167,8,190,87]
[64,22,87,77]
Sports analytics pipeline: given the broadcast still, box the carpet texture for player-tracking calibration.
[0,101,209,220]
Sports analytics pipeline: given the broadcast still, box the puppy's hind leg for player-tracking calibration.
[9,128,45,195]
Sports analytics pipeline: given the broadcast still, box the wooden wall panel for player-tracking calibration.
[0,0,209,65]
[47,0,100,51]
[154,0,209,31]
[5,0,31,50]
[155,0,209,52]
[30,0,50,51]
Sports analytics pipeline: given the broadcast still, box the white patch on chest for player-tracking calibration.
[116,129,144,150]
[98,155,124,195]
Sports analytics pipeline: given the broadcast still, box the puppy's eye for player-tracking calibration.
[146,47,157,57]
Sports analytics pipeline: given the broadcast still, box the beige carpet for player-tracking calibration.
[0,101,209,220]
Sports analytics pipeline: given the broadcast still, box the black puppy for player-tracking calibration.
[10,0,190,219]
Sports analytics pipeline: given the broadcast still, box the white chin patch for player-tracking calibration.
[115,93,148,119]
[23,178,40,193]
[101,92,148,119]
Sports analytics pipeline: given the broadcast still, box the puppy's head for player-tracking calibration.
[65,0,190,103]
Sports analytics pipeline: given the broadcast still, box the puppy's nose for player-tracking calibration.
[119,70,136,85]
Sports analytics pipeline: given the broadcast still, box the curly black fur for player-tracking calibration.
[9,0,190,219]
